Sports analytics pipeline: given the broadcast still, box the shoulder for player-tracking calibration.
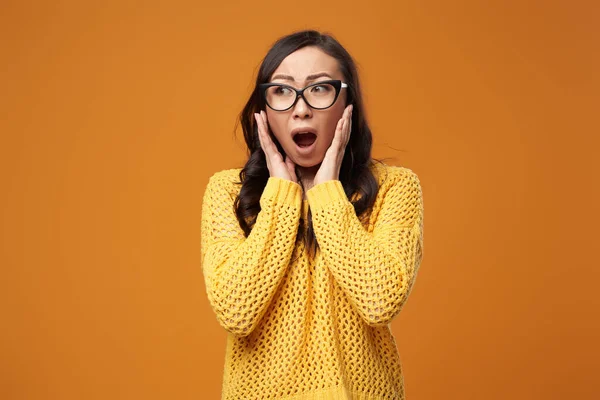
[369,162,423,225]
[204,168,243,198]
[370,161,422,194]
[207,168,243,184]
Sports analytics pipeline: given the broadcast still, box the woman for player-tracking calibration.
[201,30,424,400]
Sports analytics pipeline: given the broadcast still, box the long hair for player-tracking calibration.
[234,30,379,256]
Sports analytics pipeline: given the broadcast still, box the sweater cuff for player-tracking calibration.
[260,177,302,207]
[306,180,348,211]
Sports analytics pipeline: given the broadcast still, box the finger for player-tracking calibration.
[255,113,265,149]
[255,113,273,171]
[333,107,351,156]
[338,105,351,140]
[255,113,269,156]
[332,115,348,152]
[345,108,353,147]
[256,112,273,155]
[259,111,278,157]
[259,112,288,177]
[332,115,344,147]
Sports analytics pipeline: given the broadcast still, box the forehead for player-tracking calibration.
[270,46,342,82]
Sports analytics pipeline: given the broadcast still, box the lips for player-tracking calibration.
[291,127,317,148]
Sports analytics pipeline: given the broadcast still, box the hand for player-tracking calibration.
[313,104,353,186]
[254,110,298,183]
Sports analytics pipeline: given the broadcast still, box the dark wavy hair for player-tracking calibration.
[234,30,379,255]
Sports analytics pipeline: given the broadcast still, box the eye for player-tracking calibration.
[274,86,293,96]
[310,84,333,93]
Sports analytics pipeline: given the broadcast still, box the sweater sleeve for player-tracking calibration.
[201,172,302,336]
[306,168,424,327]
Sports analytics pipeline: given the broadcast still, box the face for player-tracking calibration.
[264,46,347,168]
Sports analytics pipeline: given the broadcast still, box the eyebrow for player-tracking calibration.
[270,72,333,82]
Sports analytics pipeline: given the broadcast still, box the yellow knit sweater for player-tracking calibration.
[201,162,424,400]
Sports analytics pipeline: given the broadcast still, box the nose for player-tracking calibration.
[292,95,312,119]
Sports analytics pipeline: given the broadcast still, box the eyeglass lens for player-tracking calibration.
[265,83,337,110]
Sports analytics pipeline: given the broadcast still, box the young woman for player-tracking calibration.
[201,30,424,400]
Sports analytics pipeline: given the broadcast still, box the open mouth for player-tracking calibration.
[293,132,317,148]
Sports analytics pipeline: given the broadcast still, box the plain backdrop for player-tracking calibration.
[1,1,599,399]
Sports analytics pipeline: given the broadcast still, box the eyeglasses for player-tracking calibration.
[258,80,348,111]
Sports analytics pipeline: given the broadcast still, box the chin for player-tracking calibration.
[295,161,319,168]
[293,156,324,169]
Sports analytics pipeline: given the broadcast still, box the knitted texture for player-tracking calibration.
[201,163,424,400]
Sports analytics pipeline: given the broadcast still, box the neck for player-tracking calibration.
[297,164,320,194]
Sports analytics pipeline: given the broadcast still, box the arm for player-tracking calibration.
[201,172,302,336]
[306,168,424,327]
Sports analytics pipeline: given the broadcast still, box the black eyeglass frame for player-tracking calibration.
[258,79,349,111]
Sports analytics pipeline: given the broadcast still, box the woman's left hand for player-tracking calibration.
[313,104,353,187]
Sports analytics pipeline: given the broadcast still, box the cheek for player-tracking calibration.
[265,111,287,142]
[322,108,344,142]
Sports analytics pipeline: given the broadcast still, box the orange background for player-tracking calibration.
[1,1,599,399]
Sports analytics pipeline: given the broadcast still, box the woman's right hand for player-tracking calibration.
[254,110,298,183]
